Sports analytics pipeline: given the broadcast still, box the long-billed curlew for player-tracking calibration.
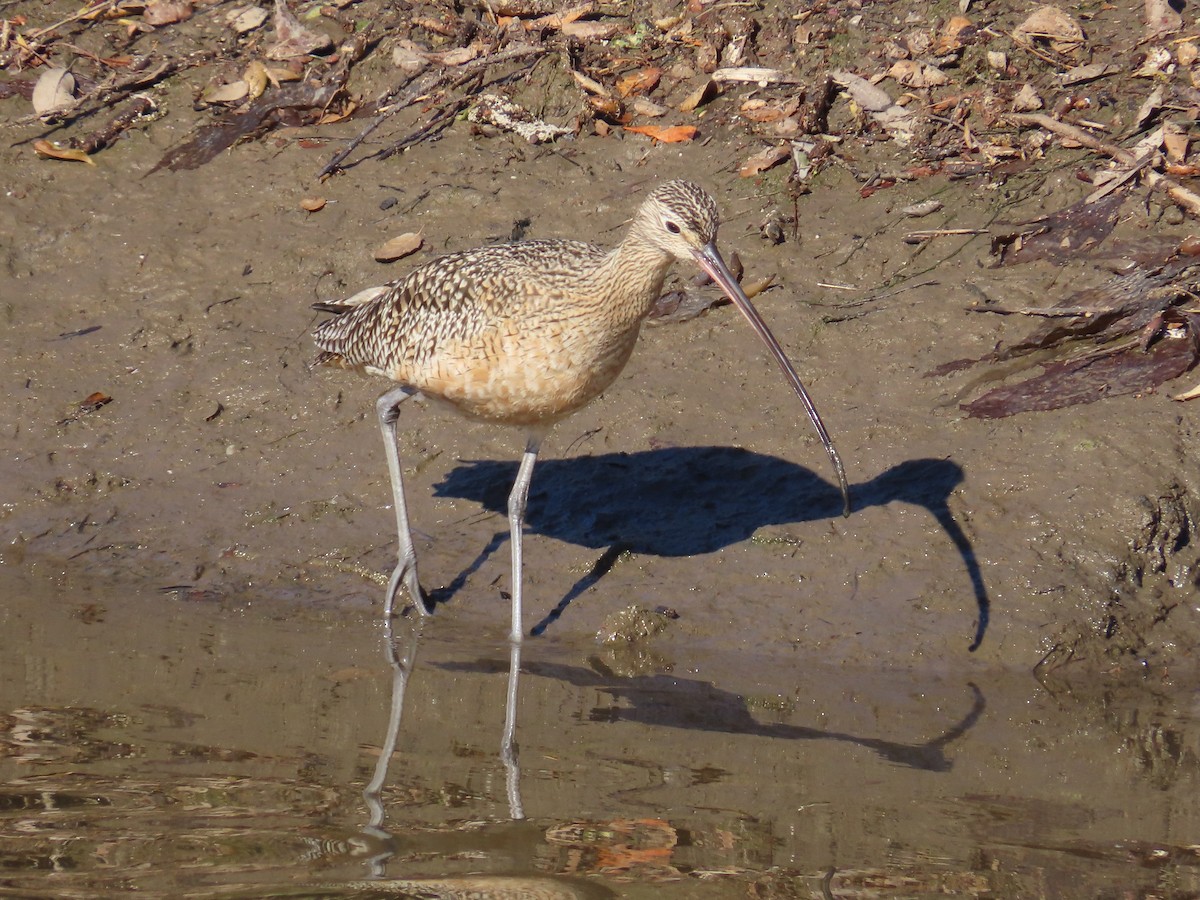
[312,180,849,642]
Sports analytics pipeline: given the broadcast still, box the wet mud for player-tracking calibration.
[5,5,1200,891]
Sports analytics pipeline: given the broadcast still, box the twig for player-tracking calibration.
[966,305,1105,317]
[316,42,547,180]
[903,227,989,243]
[68,94,158,153]
[1007,112,1200,216]
[11,57,182,130]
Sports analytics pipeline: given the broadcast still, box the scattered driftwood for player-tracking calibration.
[1008,113,1200,217]
[149,33,372,173]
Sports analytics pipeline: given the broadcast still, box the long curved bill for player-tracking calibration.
[693,242,851,517]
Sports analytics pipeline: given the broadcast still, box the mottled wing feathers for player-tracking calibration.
[312,240,607,379]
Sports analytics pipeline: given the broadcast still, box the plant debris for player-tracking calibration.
[933,240,1200,417]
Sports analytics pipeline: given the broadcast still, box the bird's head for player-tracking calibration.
[636,180,722,262]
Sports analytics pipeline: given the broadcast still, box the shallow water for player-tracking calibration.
[3,568,1199,898]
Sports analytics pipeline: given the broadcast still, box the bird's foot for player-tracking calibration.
[384,560,431,618]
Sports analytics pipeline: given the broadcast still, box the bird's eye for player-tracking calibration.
[665,220,681,234]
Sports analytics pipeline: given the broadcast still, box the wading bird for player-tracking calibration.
[313,180,849,642]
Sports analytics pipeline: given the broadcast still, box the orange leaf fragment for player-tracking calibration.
[738,144,789,177]
[300,197,326,212]
[375,231,424,262]
[81,392,113,411]
[616,67,662,98]
[623,124,697,143]
[32,139,96,165]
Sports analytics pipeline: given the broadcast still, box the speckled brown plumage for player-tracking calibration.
[313,181,718,426]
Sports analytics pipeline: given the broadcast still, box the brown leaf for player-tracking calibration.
[888,59,949,88]
[202,80,250,104]
[300,197,326,211]
[33,139,96,165]
[623,124,696,143]
[243,60,269,100]
[678,79,715,113]
[616,67,661,98]
[143,0,193,25]
[572,70,610,97]
[375,231,424,262]
[32,67,75,115]
[266,0,332,59]
[1012,5,1085,54]
[738,144,789,177]
[560,20,620,40]
[630,97,667,118]
[81,392,113,411]
[1163,121,1189,163]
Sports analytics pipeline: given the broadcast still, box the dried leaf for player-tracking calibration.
[738,144,789,177]
[616,67,661,98]
[678,79,715,113]
[1011,83,1044,112]
[712,66,801,85]
[227,5,268,33]
[300,197,326,211]
[1012,5,1085,54]
[571,70,609,97]
[1178,42,1198,67]
[81,392,113,411]
[1162,121,1189,163]
[33,139,96,165]
[1060,62,1119,85]
[432,45,479,66]
[392,39,429,77]
[143,0,193,25]
[32,68,75,115]
[243,60,269,100]
[1134,84,1164,131]
[266,0,332,59]
[831,70,915,145]
[888,59,949,88]
[938,15,975,51]
[375,231,424,262]
[966,337,1198,418]
[630,97,667,118]
[586,94,623,119]
[901,199,944,217]
[1145,0,1182,37]
[560,20,620,40]
[202,80,250,104]
[1172,380,1200,400]
[623,124,697,143]
[741,275,775,299]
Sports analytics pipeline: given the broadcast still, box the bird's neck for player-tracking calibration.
[585,233,676,323]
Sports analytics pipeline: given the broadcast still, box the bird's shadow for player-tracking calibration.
[431,449,988,650]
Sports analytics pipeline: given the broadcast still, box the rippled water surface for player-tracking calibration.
[3,568,1199,899]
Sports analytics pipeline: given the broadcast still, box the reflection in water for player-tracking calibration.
[357,620,561,895]
[5,568,1200,896]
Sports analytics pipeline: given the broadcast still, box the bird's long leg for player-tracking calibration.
[506,430,545,643]
[376,386,431,618]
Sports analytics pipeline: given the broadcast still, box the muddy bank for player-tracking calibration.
[2,116,1198,674]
